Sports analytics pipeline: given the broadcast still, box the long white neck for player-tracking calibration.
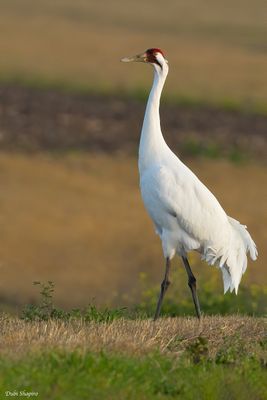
[138,63,169,173]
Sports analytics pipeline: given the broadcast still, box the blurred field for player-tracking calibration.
[0,87,266,157]
[0,0,267,108]
[0,153,265,310]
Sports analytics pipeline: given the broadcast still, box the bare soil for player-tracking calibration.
[0,86,266,158]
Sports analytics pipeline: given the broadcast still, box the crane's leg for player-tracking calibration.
[154,257,171,321]
[182,256,201,319]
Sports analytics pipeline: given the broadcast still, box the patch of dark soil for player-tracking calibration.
[0,86,266,158]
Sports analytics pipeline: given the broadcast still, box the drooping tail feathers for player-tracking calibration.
[202,216,257,295]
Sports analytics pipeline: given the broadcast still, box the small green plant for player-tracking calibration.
[21,281,56,321]
[35,281,54,315]
[21,281,128,322]
[186,336,209,363]
[83,304,127,323]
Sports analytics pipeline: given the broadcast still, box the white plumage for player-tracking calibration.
[122,48,257,318]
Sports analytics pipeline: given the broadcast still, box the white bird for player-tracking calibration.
[121,48,257,319]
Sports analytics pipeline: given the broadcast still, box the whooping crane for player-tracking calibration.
[121,48,257,320]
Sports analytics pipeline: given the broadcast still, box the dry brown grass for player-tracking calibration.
[0,153,266,309]
[0,314,265,359]
[0,0,266,104]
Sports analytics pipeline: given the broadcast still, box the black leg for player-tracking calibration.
[154,258,171,321]
[182,256,201,319]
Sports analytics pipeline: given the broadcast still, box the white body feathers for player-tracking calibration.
[138,53,257,294]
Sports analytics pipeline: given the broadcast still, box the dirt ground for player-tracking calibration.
[0,86,266,158]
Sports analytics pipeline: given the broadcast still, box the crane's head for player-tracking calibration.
[121,48,168,71]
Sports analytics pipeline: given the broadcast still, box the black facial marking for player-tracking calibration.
[154,58,163,69]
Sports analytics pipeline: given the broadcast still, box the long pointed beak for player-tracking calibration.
[121,52,147,63]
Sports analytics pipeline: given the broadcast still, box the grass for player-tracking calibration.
[0,0,266,111]
[20,276,267,322]
[1,313,266,360]
[0,266,264,400]
[0,153,266,311]
[1,349,266,399]
[0,313,266,399]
